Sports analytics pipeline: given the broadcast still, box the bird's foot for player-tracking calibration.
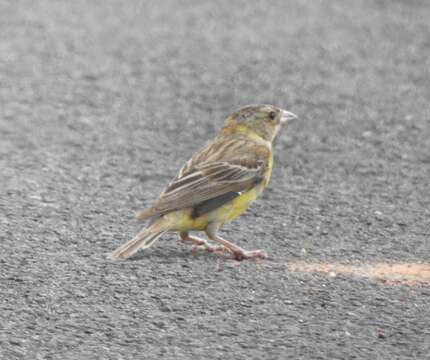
[230,249,268,261]
[192,243,227,253]
[180,232,227,254]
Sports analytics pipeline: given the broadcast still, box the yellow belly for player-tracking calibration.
[164,182,265,232]
[215,184,264,223]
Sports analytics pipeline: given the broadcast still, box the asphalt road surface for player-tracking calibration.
[1,1,429,359]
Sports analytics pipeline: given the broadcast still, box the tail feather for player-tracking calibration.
[110,225,167,261]
[135,209,154,220]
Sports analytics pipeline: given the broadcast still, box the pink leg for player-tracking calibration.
[205,224,267,261]
[179,232,226,253]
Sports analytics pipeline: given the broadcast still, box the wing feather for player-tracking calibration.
[137,137,270,220]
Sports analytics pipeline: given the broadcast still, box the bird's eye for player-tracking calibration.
[268,111,276,120]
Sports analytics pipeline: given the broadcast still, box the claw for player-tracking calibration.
[232,249,268,261]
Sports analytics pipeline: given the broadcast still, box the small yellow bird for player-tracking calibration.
[111,104,298,261]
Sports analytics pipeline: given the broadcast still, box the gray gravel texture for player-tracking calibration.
[1,1,430,359]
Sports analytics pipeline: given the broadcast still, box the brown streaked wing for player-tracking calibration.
[138,160,264,219]
[160,137,247,195]
[138,139,270,219]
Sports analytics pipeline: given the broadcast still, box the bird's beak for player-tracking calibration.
[280,110,298,124]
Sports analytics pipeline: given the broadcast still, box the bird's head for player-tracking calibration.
[222,104,298,142]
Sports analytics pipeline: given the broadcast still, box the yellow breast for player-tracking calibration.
[220,152,273,223]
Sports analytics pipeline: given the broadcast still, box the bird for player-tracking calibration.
[110,104,298,261]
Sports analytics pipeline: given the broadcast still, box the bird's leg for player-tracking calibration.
[205,223,268,261]
[179,232,226,253]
